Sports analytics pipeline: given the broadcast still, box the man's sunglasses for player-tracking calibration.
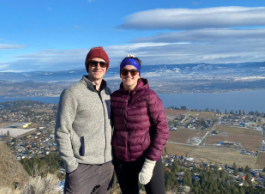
[89,60,108,68]
[121,69,139,76]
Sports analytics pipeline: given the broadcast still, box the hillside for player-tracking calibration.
[0,141,29,190]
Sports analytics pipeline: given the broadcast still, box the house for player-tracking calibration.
[16,146,25,152]
[166,168,171,172]
[49,147,56,151]
[186,157,194,162]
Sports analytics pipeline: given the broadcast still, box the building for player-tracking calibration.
[9,122,32,129]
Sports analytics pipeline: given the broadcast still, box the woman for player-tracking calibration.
[111,54,169,194]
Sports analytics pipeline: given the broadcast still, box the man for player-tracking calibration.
[55,46,113,194]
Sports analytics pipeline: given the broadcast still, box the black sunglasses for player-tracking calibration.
[89,60,108,68]
[121,69,139,76]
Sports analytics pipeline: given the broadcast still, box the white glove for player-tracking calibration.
[139,159,156,185]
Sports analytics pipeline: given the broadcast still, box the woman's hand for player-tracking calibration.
[139,159,156,185]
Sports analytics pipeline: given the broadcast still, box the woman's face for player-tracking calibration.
[120,65,140,90]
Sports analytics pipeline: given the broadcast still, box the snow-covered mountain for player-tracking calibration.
[0,62,265,82]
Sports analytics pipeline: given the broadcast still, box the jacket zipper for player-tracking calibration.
[98,90,107,163]
[126,92,131,161]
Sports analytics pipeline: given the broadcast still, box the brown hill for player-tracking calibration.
[0,141,29,190]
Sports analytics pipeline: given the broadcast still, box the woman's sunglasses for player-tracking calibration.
[121,69,139,76]
[89,60,108,68]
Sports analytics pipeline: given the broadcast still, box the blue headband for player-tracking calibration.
[120,58,141,75]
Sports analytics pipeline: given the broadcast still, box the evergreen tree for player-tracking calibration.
[245,173,251,184]
[233,168,238,176]
[24,163,32,176]
[171,159,179,174]
[183,170,192,187]
[245,165,250,173]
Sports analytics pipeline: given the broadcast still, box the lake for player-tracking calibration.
[0,90,265,113]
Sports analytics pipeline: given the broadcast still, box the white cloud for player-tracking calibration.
[1,33,265,72]
[106,40,265,65]
[0,44,26,49]
[133,28,265,43]
[0,64,8,70]
[119,7,265,30]
[2,49,90,72]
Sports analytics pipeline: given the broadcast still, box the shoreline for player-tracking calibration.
[3,95,60,98]
[2,88,265,98]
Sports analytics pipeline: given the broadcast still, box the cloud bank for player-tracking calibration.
[133,28,265,43]
[0,44,26,49]
[1,6,265,72]
[119,7,265,30]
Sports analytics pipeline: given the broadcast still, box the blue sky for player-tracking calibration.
[1,0,265,72]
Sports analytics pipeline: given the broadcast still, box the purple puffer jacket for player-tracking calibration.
[111,78,169,162]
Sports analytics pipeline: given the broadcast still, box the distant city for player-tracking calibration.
[1,100,265,193]
[0,62,265,98]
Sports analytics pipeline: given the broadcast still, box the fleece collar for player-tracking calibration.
[82,75,107,92]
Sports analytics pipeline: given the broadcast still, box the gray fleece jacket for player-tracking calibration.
[55,76,112,173]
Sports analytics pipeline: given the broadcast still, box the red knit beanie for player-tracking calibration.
[85,46,110,73]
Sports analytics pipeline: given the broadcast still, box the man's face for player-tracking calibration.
[88,57,107,81]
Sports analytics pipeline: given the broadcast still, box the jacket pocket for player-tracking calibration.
[142,133,151,148]
[79,136,85,156]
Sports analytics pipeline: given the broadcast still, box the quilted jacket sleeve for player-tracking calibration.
[146,90,169,161]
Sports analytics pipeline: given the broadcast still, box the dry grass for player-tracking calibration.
[189,147,259,169]
[207,133,262,150]
[168,129,208,143]
[21,174,60,194]
[216,125,262,136]
[184,111,219,119]
[165,143,197,156]
[207,125,262,150]
[0,188,21,194]
[164,109,187,117]
[260,152,265,169]
[165,143,260,168]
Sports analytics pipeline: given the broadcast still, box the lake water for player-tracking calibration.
[0,90,265,112]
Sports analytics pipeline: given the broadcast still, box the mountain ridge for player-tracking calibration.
[0,61,264,82]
